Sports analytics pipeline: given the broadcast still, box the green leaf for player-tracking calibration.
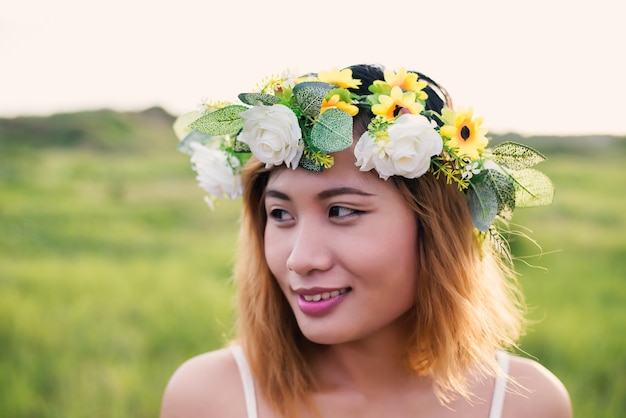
[310,108,353,153]
[512,168,555,207]
[469,182,498,232]
[298,154,326,172]
[176,131,219,155]
[491,141,546,170]
[482,169,516,220]
[328,87,352,102]
[177,131,207,151]
[232,139,250,153]
[189,105,248,136]
[235,151,252,166]
[293,82,333,117]
[238,93,281,106]
[368,82,391,95]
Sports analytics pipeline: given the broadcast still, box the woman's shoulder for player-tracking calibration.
[503,354,572,418]
[160,346,247,418]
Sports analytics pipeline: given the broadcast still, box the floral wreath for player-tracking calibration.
[173,67,554,257]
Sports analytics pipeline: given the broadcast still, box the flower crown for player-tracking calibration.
[173,66,554,245]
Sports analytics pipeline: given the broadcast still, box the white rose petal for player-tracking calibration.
[237,104,304,169]
[354,114,443,180]
[189,142,242,202]
[354,133,376,170]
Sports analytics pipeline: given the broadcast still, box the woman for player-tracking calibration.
[161,64,572,417]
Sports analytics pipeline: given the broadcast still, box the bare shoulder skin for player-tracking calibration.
[159,349,571,418]
[159,347,246,418]
[503,355,572,418]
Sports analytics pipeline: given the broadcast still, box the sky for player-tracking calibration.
[2,0,625,136]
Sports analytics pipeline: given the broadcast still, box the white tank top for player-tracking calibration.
[231,346,510,418]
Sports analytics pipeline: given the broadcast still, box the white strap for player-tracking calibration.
[231,345,258,418]
[231,346,508,418]
[488,351,510,418]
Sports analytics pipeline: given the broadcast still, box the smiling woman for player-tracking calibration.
[160,64,572,418]
[263,150,419,347]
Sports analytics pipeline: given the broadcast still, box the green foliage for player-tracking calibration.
[237,92,280,106]
[176,130,216,155]
[292,81,333,117]
[189,105,247,136]
[309,108,353,154]
[513,168,555,207]
[484,169,516,219]
[489,142,555,209]
[0,112,625,417]
[468,181,498,232]
[491,141,546,170]
[469,169,516,231]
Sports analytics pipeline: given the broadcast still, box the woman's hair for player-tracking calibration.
[233,64,525,417]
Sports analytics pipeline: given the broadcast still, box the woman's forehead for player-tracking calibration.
[266,148,384,194]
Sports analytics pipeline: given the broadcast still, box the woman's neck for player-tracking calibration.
[309,317,428,396]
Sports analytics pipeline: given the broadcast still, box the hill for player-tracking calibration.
[0,107,177,153]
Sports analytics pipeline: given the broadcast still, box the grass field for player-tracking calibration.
[1,132,624,417]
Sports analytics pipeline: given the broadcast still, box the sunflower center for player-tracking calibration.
[460,125,471,141]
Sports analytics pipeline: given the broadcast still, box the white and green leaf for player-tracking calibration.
[238,93,281,106]
[469,182,499,232]
[492,141,546,170]
[310,108,353,153]
[512,168,555,207]
[293,82,333,117]
[483,169,516,220]
[189,105,248,136]
[177,131,223,155]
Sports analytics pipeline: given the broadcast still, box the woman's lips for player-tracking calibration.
[295,287,351,315]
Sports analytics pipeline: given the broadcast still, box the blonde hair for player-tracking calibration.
[233,156,525,417]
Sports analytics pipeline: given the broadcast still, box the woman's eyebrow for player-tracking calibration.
[265,189,290,201]
[265,187,376,202]
[317,187,375,200]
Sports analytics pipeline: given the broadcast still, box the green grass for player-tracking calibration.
[509,143,626,417]
[0,147,240,417]
[1,137,624,417]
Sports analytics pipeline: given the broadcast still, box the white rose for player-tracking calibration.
[354,114,443,180]
[189,142,242,206]
[237,104,304,169]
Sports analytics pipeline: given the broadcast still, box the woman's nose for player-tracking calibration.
[285,221,333,276]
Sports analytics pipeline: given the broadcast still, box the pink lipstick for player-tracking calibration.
[296,287,350,315]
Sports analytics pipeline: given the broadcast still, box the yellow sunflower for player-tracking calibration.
[320,94,359,116]
[318,68,362,89]
[383,67,428,94]
[371,86,425,121]
[440,107,488,159]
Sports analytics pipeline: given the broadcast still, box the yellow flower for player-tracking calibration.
[304,149,334,169]
[371,94,396,120]
[440,107,488,159]
[318,68,362,89]
[371,86,425,121]
[321,94,359,116]
[384,68,428,94]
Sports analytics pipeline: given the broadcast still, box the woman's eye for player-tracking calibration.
[329,206,360,218]
[268,208,293,221]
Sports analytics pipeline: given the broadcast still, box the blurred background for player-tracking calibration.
[1,1,624,417]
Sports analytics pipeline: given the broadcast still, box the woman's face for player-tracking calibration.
[264,147,419,346]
